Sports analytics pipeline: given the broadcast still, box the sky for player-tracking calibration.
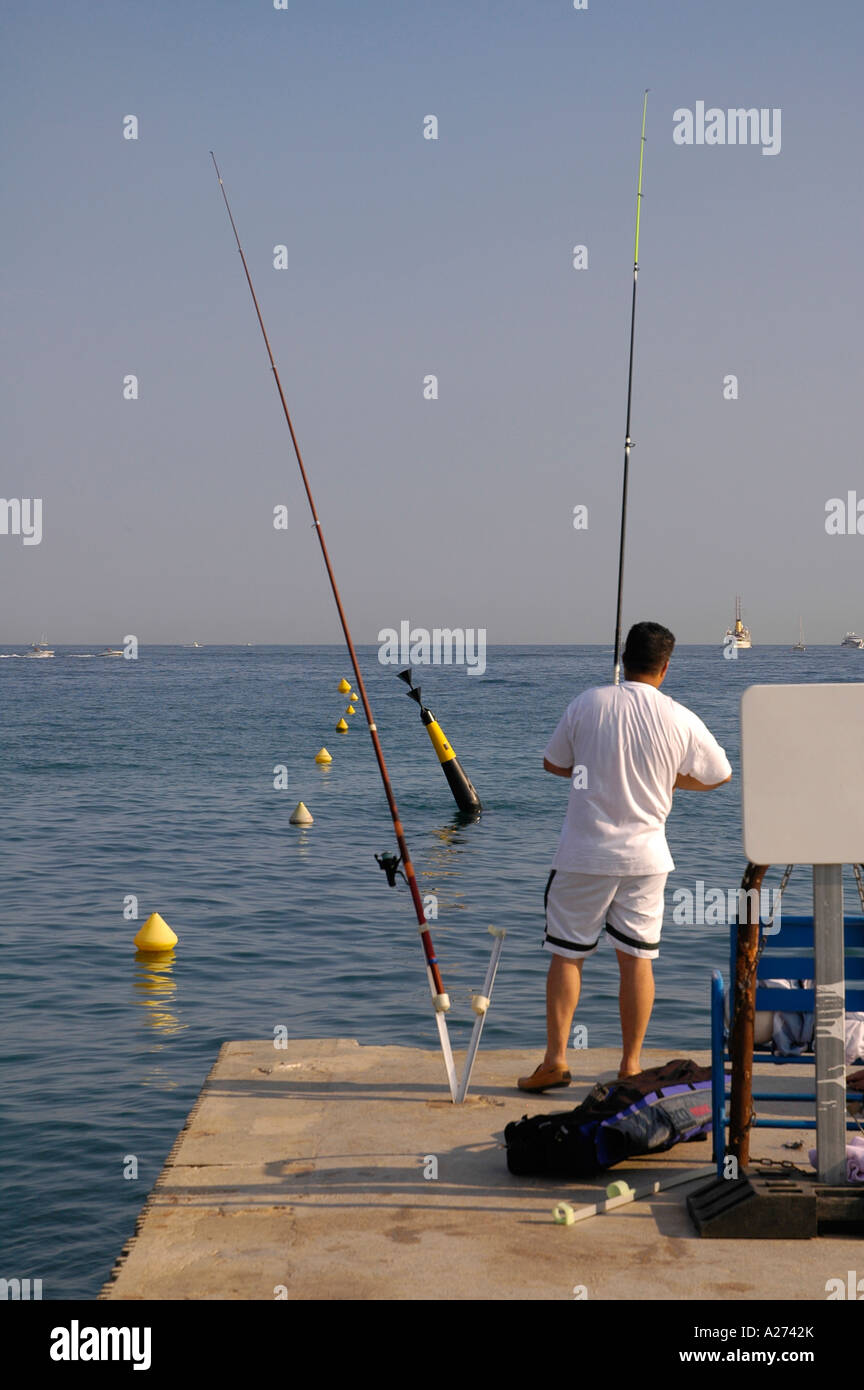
[2,0,863,645]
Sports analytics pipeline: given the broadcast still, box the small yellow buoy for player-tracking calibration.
[346,704,355,715]
[134,912,178,952]
[335,718,349,733]
[315,747,333,763]
[350,691,358,701]
[289,801,314,824]
[338,678,351,694]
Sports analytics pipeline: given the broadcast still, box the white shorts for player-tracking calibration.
[543,869,667,960]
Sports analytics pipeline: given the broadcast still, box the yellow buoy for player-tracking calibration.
[134,912,178,952]
[315,747,333,763]
[350,691,358,701]
[289,801,314,824]
[336,717,349,733]
[346,705,355,715]
[337,678,351,694]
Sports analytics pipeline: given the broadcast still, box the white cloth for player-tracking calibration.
[543,869,667,960]
[809,1136,864,1183]
[846,1013,864,1066]
[760,978,864,1065]
[544,681,731,874]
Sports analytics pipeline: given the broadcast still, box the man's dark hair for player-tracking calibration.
[622,621,675,675]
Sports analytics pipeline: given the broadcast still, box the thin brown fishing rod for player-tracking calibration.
[210,153,445,996]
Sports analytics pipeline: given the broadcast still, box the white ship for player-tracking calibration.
[840,632,864,648]
[791,618,805,652]
[724,596,752,649]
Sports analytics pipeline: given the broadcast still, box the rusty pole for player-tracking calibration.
[728,861,769,1168]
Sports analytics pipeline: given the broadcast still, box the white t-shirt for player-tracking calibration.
[543,681,731,874]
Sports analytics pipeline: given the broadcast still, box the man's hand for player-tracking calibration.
[543,758,573,778]
[674,771,732,790]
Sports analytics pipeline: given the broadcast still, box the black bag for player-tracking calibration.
[504,1058,714,1178]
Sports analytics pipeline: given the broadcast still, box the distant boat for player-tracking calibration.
[99,648,125,657]
[791,618,805,652]
[724,596,752,649]
[841,632,864,648]
[23,635,54,659]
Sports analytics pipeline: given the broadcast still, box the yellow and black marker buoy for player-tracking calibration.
[397,669,481,813]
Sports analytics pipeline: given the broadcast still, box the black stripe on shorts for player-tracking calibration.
[543,930,602,954]
[605,920,661,951]
[543,869,556,911]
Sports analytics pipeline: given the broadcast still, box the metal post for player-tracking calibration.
[812,865,847,1185]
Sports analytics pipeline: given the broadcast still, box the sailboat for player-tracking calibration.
[23,635,54,658]
[791,618,805,652]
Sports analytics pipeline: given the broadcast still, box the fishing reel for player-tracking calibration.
[375,851,406,888]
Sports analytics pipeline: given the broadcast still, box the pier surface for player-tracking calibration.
[101,1039,860,1301]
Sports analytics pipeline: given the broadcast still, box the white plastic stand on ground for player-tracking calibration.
[427,926,506,1103]
[455,926,506,1104]
[741,683,864,1185]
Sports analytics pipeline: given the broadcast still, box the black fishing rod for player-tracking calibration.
[210,153,457,1096]
[612,91,649,685]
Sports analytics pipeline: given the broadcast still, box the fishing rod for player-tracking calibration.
[209,152,458,1099]
[612,91,649,685]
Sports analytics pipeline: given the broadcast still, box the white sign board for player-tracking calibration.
[741,683,864,863]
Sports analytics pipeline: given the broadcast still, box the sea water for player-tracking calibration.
[2,643,862,1296]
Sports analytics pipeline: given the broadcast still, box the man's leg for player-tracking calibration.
[519,870,607,1091]
[615,949,654,1078]
[544,953,585,1069]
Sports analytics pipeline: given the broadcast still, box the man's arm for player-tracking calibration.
[543,757,573,778]
[674,771,731,791]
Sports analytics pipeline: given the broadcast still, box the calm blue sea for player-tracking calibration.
[2,643,863,1297]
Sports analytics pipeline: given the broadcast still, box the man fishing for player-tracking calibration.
[518,621,732,1092]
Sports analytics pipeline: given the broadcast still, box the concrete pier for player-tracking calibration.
[100,1040,861,1301]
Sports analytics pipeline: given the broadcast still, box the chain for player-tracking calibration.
[760,863,793,935]
[750,1155,811,1177]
